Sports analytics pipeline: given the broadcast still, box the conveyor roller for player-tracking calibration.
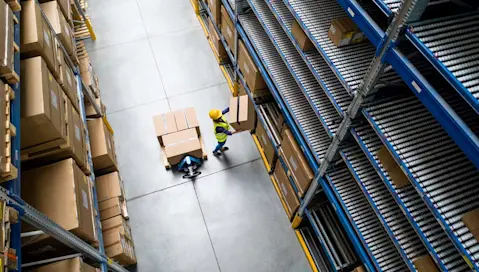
[363,91,479,268]
[407,11,479,114]
[248,0,342,135]
[341,144,428,271]
[326,166,408,271]
[239,12,330,160]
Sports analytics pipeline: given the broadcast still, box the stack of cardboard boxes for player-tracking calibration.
[153,107,206,168]
[29,256,98,272]
[96,171,136,266]
[87,117,118,175]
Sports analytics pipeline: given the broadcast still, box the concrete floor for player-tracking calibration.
[86,0,312,271]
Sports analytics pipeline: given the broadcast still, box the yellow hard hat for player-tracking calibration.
[209,109,222,120]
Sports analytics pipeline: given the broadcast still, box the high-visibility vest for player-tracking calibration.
[214,117,230,142]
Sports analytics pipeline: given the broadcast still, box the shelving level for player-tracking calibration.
[192,0,479,271]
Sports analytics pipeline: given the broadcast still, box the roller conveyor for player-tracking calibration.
[238,12,330,160]
[362,91,479,268]
[326,166,408,271]
[283,0,379,94]
[247,0,342,135]
[341,144,428,271]
[407,11,479,114]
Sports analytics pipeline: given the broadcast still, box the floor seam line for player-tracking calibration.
[107,97,170,115]
[193,158,262,181]
[126,180,190,202]
[84,36,150,52]
[165,82,228,100]
[192,182,223,272]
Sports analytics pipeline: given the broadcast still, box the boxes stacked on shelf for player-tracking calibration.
[0,0,19,84]
[96,171,137,266]
[29,256,97,272]
[237,40,267,93]
[207,18,228,62]
[85,96,106,117]
[153,107,207,168]
[220,5,235,53]
[273,159,299,218]
[207,0,221,26]
[87,117,118,175]
[79,56,100,98]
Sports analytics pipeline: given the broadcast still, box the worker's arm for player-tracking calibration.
[216,127,233,136]
[222,107,229,114]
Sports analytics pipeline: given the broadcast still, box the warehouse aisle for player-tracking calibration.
[85,0,311,271]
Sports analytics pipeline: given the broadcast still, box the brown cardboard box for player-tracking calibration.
[39,0,72,24]
[21,0,58,76]
[153,107,200,146]
[104,231,136,266]
[96,171,123,202]
[221,5,235,53]
[281,129,314,195]
[238,40,267,91]
[413,255,438,272]
[40,1,74,57]
[377,146,410,188]
[20,56,67,149]
[328,17,364,48]
[229,95,256,131]
[85,97,106,117]
[207,0,221,26]
[102,215,132,241]
[0,1,14,76]
[274,159,299,217]
[79,57,94,86]
[22,158,95,242]
[207,18,228,60]
[30,256,97,272]
[352,265,366,272]
[58,50,79,112]
[162,128,202,165]
[264,103,285,138]
[88,117,118,175]
[173,108,200,134]
[256,121,276,168]
[99,197,126,221]
[291,20,314,51]
[462,208,479,243]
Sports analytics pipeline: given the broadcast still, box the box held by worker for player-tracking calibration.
[207,18,228,61]
[99,196,127,221]
[102,215,132,241]
[0,0,15,82]
[221,5,235,54]
[281,129,314,195]
[162,128,203,165]
[273,159,299,217]
[104,230,137,266]
[377,146,410,188]
[238,40,267,91]
[96,171,123,203]
[229,95,256,131]
[21,0,59,76]
[462,208,479,243]
[22,158,96,242]
[20,56,68,150]
[87,117,118,175]
[255,120,277,169]
[29,256,97,272]
[328,17,364,48]
[291,19,314,51]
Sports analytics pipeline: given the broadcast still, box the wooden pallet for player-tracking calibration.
[4,0,21,12]
[74,18,92,40]
[0,15,19,85]
[76,40,89,60]
[0,86,17,183]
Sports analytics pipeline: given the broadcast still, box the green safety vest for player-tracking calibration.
[214,117,230,142]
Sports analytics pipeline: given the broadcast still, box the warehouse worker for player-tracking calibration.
[209,107,240,156]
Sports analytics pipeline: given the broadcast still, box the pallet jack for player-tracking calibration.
[177,155,204,179]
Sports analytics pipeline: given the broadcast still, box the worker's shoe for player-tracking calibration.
[213,150,222,156]
[221,147,229,152]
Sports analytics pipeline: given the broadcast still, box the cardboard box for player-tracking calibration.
[40,1,74,57]
[102,215,132,241]
[238,40,267,91]
[87,117,118,175]
[281,129,314,195]
[39,0,72,24]
[328,17,364,48]
[20,56,67,149]
[207,18,228,60]
[153,107,200,146]
[22,158,95,242]
[377,146,410,188]
[221,5,235,54]
[264,103,285,139]
[104,231,136,266]
[256,121,276,168]
[162,128,202,165]
[412,255,438,272]
[96,171,123,203]
[0,1,14,76]
[85,97,106,117]
[462,208,479,243]
[207,0,221,26]
[30,256,97,272]
[57,50,79,112]
[352,265,366,272]
[274,159,299,217]
[229,95,256,131]
[99,197,127,221]
[291,20,314,51]
[21,0,58,76]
